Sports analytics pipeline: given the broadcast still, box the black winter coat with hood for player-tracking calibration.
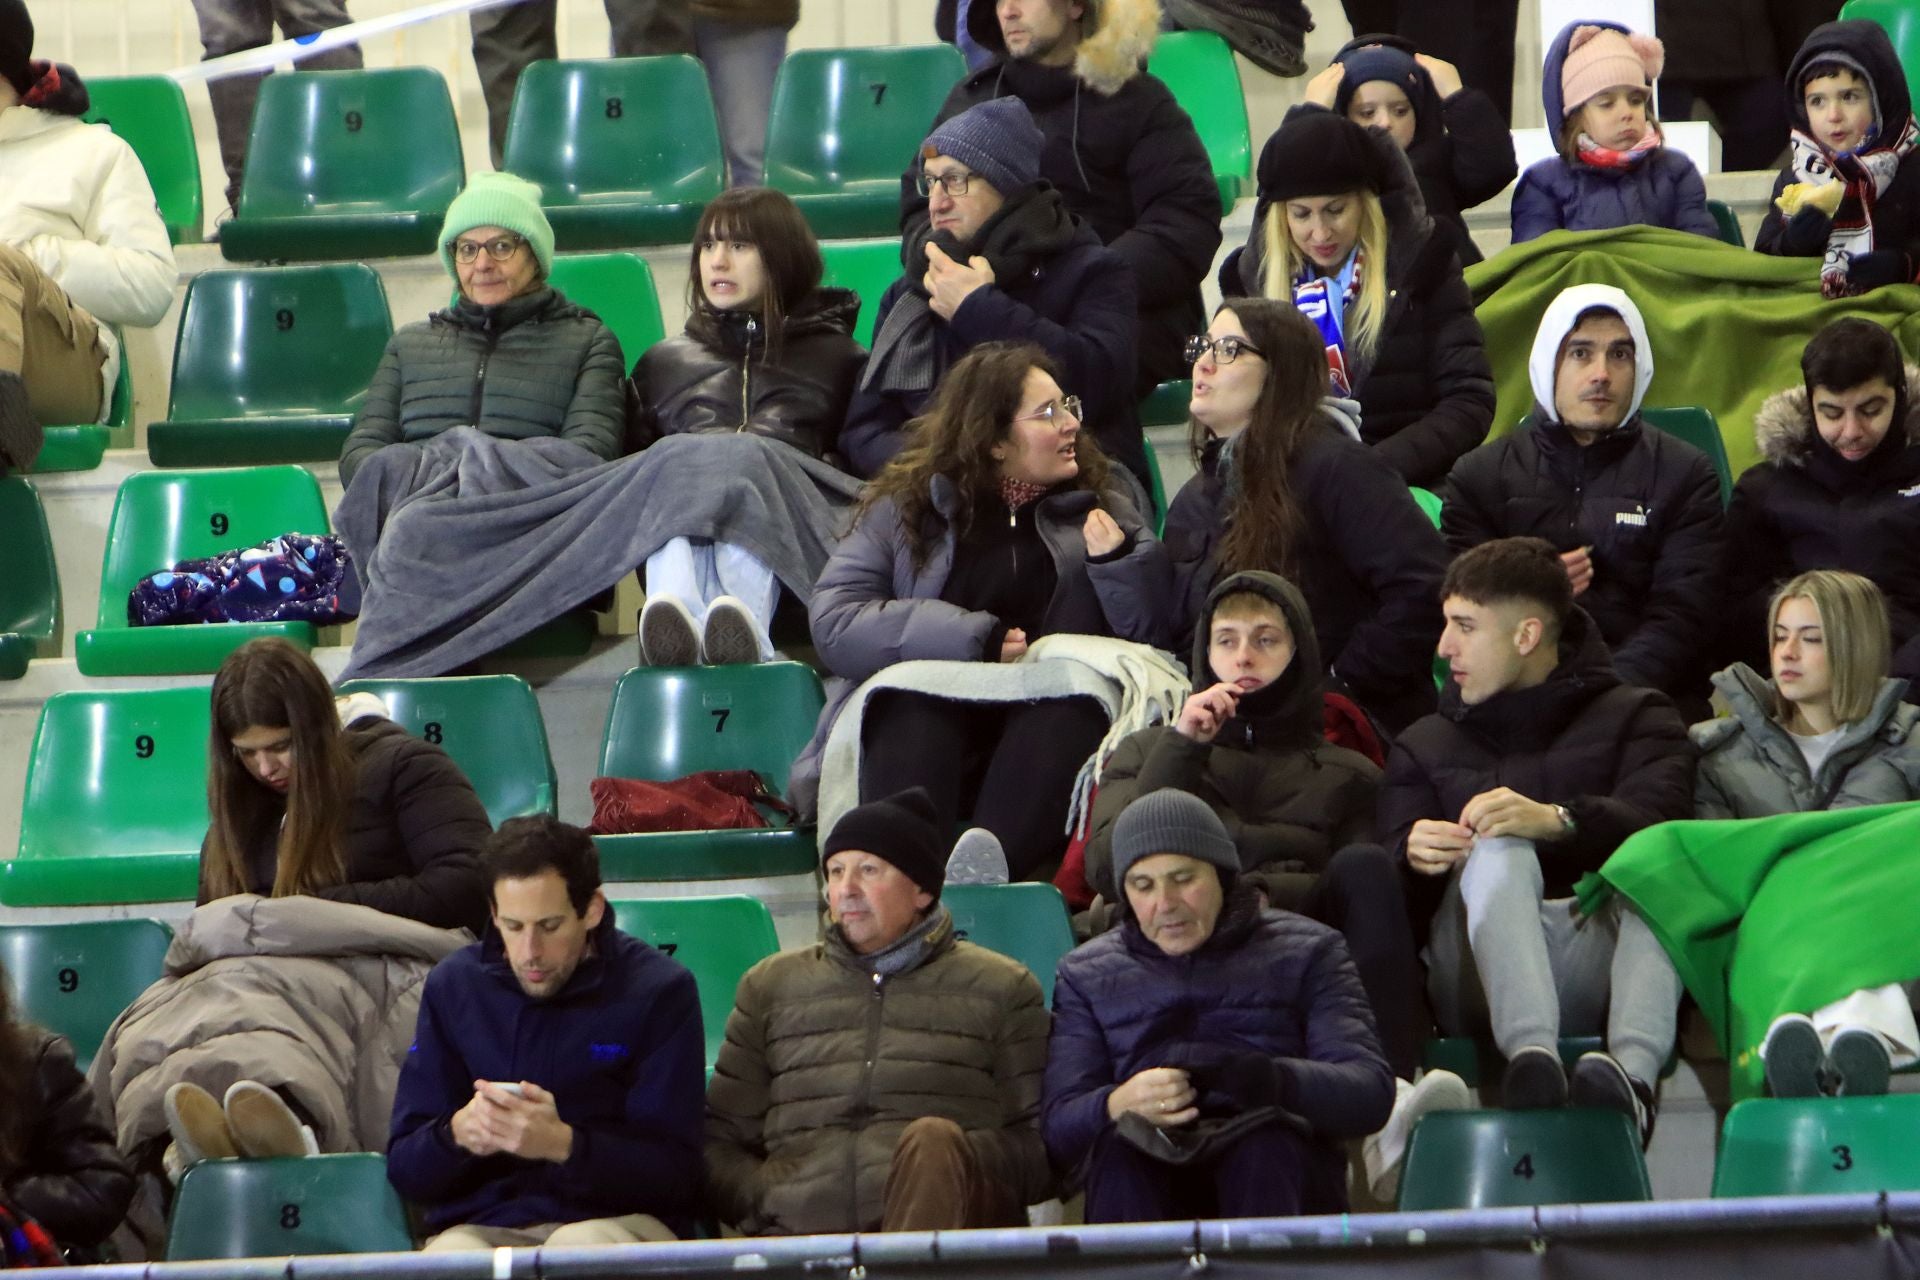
[1382,607,1695,926]
[905,0,1221,393]
[627,288,866,459]
[1085,571,1380,903]
[2,1032,133,1248]
[1722,365,1920,688]
[1220,108,1495,486]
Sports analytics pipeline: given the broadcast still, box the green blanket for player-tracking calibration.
[1578,803,1920,1099]
[1465,228,1920,477]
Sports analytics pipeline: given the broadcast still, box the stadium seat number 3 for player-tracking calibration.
[1833,1144,1853,1172]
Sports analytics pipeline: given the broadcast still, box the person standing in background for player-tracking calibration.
[690,0,795,187]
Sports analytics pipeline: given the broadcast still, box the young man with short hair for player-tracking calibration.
[1389,537,1694,1142]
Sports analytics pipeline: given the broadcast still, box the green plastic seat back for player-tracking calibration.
[94,466,331,632]
[166,1154,413,1260]
[1146,31,1252,215]
[942,883,1075,1004]
[820,238,903,347]
[235,68,463,222]
[1841,0,1920,107]
[599,661,825,800]
[1713,1095,1920,1197]
[545,253,666,371]
[1397,1108,1652,1210]
[1139,379,1192,429]
[1642,405,1733,506]
[0,478,58,648]
[81,76,203,244]
[335,676,556,824]
[764,46,966,196]
[1408,485,1443,528]
[15,687,212,898]
[0,920,172,1070]
[503,57,724,208]
[167,265,392,424]
[609,895,779,1067]
[1706,198,1745,247]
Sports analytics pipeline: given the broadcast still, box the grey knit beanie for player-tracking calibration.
[1110,790,1240,890]
[921,97,1044,199]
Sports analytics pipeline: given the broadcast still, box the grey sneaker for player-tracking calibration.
[1762,1012,1825,1097]
[1502,1045,1568,1110]
[1827,1027,1893,1097]
[702,596,768,666]
[639,594,701,667]
[945,827,1010,885]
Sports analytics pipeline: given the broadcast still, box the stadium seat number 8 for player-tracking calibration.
[423,722,444,744]
[605,97,623,119]
[280,1203,301,1229]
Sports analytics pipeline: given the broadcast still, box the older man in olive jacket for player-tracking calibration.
[705,787,1052,1234]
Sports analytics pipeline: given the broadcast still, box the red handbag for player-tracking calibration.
[589,770,798,834]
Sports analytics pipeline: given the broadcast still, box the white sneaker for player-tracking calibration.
[1362,1069,1471,1203]
[702,595,770,665]
[639,594,701,667]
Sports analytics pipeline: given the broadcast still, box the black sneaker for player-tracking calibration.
[1570,1051,1655,1148]
[1502,1045,1568,1110]
[1827,1028,1893,1097]
[1761,1012,1825,1098]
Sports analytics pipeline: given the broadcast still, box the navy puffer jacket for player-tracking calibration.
[1041,885,1394,1178]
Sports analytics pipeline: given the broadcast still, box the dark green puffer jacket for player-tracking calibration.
[338,287,626,486]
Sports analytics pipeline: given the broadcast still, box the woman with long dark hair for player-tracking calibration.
[630,186,867,667]
[1165,298,1447,731]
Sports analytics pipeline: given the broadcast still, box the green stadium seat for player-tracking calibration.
[820,238,903,347]
[609,895,780,1069]
[548,253,667,373]
[1643,405,1733,506]
[81,76,203,245]
[8,686,211,907]
[594,662,824,881]
[1841,0,1920,108]
[0,920,173,1071]
[1139,379,1192,429]
[32,329,132,474]
[1409,486,1443,528]
[1707,198,1745,248]
[219,68,464,263]
[0,478,58,679]
[1713,1095,1920,1197]
[765,46,967,239]
[1147,31,1253,216]
[942,883,1075,1004]
[335,676,557,825]
[1397,1108,1652,1210]
[75,466,330,677]
[166,1154,413,1260]
[503,56,725,250]
[146,265,393,467]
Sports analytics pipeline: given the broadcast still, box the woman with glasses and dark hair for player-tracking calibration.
[1165,299,1448,730]
[801,342,1170,881]
[337,173,626,488]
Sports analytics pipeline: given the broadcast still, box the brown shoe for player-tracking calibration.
[164,1082,238,1165]
[223,1081,316,1158]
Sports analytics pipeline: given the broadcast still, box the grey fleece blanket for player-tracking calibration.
[334,427,864,678]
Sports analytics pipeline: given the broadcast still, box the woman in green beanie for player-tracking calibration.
[337,171,626,488]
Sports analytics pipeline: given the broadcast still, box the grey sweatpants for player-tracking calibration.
[1424,836,1680,1086]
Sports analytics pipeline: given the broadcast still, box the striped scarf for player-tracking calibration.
[1788,115,1920,298]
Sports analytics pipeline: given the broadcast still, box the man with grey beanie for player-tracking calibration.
[842,95,1147,489]
[1041,788,1394,1222]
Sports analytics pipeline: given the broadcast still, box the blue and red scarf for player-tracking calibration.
[1290,247,1365,396]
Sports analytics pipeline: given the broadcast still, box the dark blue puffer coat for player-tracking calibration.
[1040,885,1394,1176]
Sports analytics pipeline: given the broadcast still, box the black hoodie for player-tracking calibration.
[1084,571,1381,903]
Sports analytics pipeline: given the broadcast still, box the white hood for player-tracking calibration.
[1526,283,1654,426]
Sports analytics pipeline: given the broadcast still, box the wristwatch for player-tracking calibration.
[1552,804,1577,837]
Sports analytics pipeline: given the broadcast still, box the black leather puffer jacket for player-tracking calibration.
[6,1032,133,1248]
[627,288,866,460]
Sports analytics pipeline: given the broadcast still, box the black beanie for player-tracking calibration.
[1257,110,1387,202]
[821,787,946,900]
[0,0,30,98]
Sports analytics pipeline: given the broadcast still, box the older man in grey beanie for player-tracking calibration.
[1041,789,1394,1222]
[841,95,1148,492]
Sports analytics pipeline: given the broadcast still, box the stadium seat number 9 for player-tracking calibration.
[210,512,230,537]
[344,111,363,133]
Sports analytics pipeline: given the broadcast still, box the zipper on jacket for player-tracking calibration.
[467,314,503,428]
[737,316,756,431]
[848,970,885,1224]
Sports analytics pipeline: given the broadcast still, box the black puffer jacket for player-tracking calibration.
[339,287,626,487]
[1165,424,1448,731]
[1382,608,1695,923]
[1221,107,1495,487]
[1722,366,1920,686]
[3,1032,132,1248]
[197,717,492,933]
[1331,34,1518,267]
[627,288,866,459]
[1442,413,1725,695]
[1086,571,1380,901]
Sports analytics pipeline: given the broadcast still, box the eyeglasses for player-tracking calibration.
[1017,395,1083,424]
[1184,335,1265,365]
[916,168,976,198]
[451,234,527,264]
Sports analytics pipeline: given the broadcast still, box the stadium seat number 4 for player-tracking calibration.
[1512,1153,1535,1180]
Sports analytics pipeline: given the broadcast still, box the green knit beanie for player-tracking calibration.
[439,171,555,280]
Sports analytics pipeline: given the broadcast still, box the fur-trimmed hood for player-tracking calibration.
[967,0,1161,96]
[1752,364,1920,467]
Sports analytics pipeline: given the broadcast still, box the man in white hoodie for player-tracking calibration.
[0,0,176,473]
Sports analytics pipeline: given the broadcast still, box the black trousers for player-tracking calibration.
[1302,844,1428,1081]
[1082,1123,1344,1223]
[1338,0,1522,124]
[860,691,1108,881]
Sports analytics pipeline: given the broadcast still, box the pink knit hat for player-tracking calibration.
[1560,25,1666,118]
